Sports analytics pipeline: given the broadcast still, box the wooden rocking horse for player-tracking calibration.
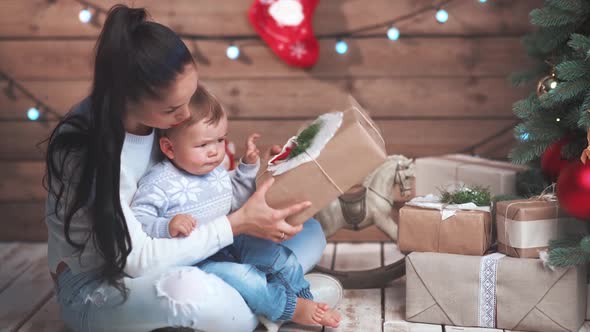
[313,155,415,288]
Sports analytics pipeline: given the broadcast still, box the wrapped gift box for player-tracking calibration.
[257,97,386,226]
[398,196,492,256]
[415,154,527,196]
[406,252,587,332]
[495,199,589,258]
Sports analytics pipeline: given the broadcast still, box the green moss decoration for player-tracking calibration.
[439,186,492,207]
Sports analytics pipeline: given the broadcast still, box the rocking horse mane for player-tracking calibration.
[363,155,410,198]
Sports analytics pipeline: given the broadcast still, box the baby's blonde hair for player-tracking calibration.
[161,83,225,137]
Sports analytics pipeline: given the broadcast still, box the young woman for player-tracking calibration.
[45,5,328,331]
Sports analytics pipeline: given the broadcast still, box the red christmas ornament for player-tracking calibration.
[557,161,590,220]
[248,0,320,68]
[541,136,571,182]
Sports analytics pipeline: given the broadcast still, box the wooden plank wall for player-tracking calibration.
[0,0,541,241]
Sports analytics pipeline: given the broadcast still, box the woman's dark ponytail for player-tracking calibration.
[45,4,194,298]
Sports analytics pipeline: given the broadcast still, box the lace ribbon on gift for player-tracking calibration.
[478,253,505,328]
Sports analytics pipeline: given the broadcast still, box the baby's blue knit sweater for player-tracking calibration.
[131,158,259,238]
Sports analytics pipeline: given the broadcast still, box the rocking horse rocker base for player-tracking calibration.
[312,258,405,289]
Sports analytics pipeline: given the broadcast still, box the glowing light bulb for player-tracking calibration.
[226,45,240,60]
[436,9,449,23]
[79,8,92,23]
[387,27,400,41]
[335,40,348,54]
[27,107,40,121]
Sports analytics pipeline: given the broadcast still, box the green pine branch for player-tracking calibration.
[290,122,321,158]
[530,7,578,27]
[513,93,543,120]
[539,78,590,107]
[546,0,589,13]
[556,60,590,80]
[577,104,590,128]
[548,234,590,267]
[568,33,590,54]
[548,247,590,267]
[509,140,552,164]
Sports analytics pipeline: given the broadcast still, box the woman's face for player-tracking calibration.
[125,63,199,133]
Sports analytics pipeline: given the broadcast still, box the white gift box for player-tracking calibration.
[415,154,527,196]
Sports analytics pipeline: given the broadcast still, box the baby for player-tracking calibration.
[130,84,340,328]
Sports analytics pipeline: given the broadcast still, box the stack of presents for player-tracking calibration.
[256,98,589,331]
[395,154,589,332]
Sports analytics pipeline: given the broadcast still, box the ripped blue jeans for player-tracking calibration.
[54,218,326,332]
[198,234,313,322]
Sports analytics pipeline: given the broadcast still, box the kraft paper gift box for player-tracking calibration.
[406,252,587,332]
[398,195,492,256]
[495,198,589,258]
[415,154,527,196]
[256,97,387,226]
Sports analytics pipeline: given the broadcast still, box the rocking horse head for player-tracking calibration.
[315,154,415,241]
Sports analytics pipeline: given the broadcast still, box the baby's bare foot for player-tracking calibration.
[291,299,340,328]
[317,307,341,328]
[291,298,327,326]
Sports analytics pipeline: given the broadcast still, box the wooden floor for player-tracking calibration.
[1,242,589,332]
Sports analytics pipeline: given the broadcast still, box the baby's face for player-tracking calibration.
[169,116,228,175]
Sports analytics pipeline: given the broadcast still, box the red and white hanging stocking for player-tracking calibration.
[248,0,320,68]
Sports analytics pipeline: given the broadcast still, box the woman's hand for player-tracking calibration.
[228,177,311,242]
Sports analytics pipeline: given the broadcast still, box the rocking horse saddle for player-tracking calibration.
[337,185,367,230]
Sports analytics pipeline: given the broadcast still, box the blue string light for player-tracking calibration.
[478,0,487,3]
[436,9,449,23]
[335,40,348,54]
[27,107,40,121]
[79,8,92,23]
[226,45,240,60]
[520,133,529,141]
[387,27,400,41]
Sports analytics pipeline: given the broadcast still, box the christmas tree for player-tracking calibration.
[509,0,590,267]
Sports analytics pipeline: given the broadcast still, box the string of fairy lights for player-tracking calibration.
[75,0,489,59]
[5,0,492,127]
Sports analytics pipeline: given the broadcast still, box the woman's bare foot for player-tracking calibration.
[291,299,340,328]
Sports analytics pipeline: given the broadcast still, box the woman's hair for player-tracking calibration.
[44,5,194,296]
[160,83,225,138]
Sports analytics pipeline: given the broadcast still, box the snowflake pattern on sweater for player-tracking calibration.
[131,158,259,238]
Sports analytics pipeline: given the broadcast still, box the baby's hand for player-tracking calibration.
[243,133,261,164]
[169,214,197,237]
